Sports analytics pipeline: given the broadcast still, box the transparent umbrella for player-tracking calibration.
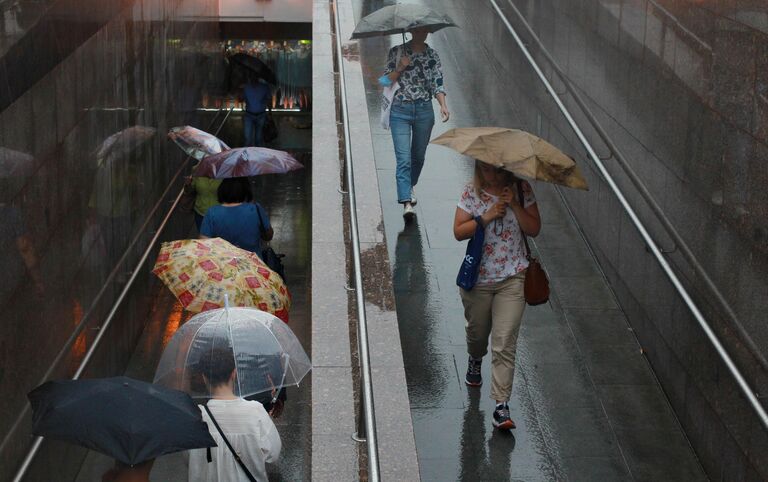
[153,307,311,401]
[95,126,156,167]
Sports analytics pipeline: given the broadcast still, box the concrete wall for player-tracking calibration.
[219,0,311,22]
[0,1,222,480]
[466,0,767,479]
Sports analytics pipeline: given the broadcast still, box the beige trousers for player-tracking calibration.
[459,271,526,402]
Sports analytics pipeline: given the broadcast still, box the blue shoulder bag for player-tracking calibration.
[456,216,485,290]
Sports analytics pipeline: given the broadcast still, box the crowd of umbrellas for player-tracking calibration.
[23,3,592,475]
[27,126,306,469]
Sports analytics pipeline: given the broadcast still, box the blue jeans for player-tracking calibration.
[390,100,435,203]
[244,112,266,147]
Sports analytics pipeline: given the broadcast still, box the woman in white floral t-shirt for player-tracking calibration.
[453,161,541,431]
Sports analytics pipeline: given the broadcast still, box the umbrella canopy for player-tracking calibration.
[154,307,311,400]
[95,126,156,167]
[152,237,291,321]
[168,126,230,161]
[431,127,589,190]
[351,4,458,39]
[28,377,216,466]
[191,147,303,179]
[230,53,277,85]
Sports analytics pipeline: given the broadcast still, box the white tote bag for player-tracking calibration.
[380,46,403,130]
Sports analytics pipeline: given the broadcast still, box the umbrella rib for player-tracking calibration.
[224,308,244,398]
[263,324,291,386]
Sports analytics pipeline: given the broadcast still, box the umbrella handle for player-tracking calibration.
[268,353,290,403]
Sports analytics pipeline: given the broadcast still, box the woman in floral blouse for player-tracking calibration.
[452,161,541,431]
[380,26,450,221]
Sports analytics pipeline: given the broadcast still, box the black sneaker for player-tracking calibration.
[465,356,482,387]
[493,403,515,430]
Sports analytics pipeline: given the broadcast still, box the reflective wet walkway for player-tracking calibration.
[351,0,705,479]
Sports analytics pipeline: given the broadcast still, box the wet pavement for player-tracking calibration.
[350,0,706,480]
[74,118,312,482]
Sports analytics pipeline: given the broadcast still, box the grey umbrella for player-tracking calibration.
[351,4,458,43]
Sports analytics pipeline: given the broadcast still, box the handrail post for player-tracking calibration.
[352,377,368,442]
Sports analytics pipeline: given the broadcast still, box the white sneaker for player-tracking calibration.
[410,188,417,206]
[403,202,416,222]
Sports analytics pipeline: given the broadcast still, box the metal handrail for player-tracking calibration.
[489,0,768,430]
[331,0,381,480]
[11,107,234,482]
[499,0,768,372]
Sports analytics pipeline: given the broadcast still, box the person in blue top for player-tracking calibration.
[240,74,272,147]
[199,177,273,256]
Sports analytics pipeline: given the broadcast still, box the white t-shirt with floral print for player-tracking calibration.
[457,181,536,286]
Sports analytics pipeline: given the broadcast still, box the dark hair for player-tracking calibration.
[217,177,253,203]
[197,348,236,388]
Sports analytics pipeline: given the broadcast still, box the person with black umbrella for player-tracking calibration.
[27,377,216,481]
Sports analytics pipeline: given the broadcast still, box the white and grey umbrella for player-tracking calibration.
[351,4,458,43]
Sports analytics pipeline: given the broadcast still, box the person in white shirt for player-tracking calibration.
[188,349,281,482]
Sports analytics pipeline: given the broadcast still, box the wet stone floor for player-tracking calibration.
[351,0,706,480]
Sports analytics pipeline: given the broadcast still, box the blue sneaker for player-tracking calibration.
[465,356,482,387]
[492,403,515,430]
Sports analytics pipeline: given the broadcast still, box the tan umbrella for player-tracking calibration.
[430,127,589,190]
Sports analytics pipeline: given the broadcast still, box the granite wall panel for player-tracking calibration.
[0,0,222,479]
[471,0,768,479]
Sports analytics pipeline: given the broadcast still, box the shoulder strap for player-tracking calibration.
[516,182,531,259]
[203,404,257,482]
[254,203,265,236]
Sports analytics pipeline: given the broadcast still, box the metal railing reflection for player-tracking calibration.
[9,106,234,482]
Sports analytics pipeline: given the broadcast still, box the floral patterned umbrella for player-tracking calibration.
[152,238,290,322]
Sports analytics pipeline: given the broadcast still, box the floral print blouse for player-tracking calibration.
[457,181,536,285]
[383,42,446,103]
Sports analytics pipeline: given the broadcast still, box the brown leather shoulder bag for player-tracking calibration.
[516,182,550,305]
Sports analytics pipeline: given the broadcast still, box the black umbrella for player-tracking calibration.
[351,4,458,44]
[28,376,216,466]
[230,53,277,85]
